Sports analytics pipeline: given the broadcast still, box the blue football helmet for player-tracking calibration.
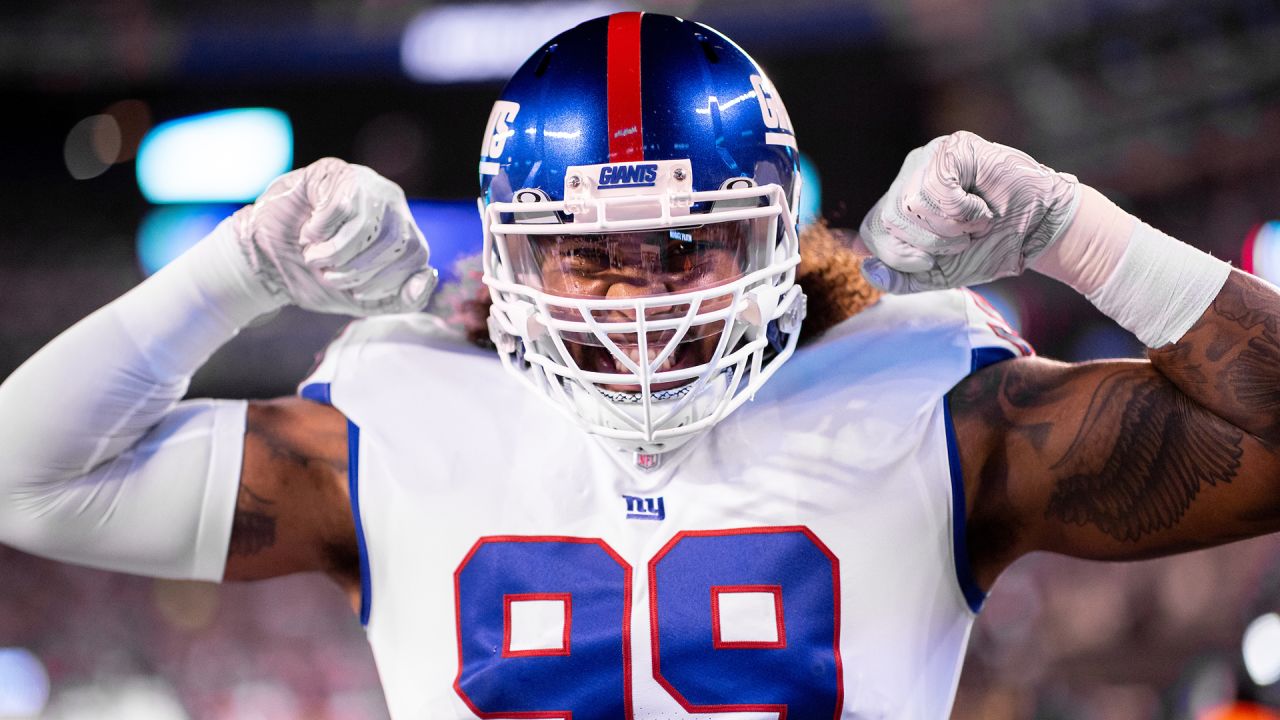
[480,12,806,465]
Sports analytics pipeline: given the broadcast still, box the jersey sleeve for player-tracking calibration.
[958,288,1035,372]
[297,313,475,407]
[298,321,361,405]
[944,289,1035,615]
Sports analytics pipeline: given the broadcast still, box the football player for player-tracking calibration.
[2,12,1278,719]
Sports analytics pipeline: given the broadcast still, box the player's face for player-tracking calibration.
[528,222,758,391]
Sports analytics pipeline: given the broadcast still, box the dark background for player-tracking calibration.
[2,0,1280,718]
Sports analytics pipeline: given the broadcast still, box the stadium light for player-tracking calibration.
[798,152,823,225]
[137,108,293,204]
[136,205,238,276]
[1243,612,1280,686]
[0,648,50,717]
[400,1,626,83]
[1243,221,1280,286]
[136,200,480,279]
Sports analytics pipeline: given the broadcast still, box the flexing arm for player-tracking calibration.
[955,270,1280,584]
[0,158,432,584]
[860,131,1280,586]
[950,354,1280,588]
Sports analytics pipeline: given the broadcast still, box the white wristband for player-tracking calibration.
[1085,221,1232,348]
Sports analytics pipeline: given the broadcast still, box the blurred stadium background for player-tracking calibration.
[2,0,1280,717]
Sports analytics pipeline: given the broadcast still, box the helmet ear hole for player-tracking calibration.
[515,188,550,203]
[512,188,559,224]
[712,177,760,213]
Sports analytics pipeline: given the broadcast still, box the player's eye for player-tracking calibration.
[568,245,609,266]
[554,238,611,270]
[659,241,709,276]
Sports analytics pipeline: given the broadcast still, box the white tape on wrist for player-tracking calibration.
[1085,221,1232,348]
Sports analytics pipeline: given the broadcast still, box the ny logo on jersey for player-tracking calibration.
[623,495,665,521]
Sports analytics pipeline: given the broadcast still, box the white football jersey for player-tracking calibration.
[299,289,1030,720]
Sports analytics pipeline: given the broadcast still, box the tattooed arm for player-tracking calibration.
[1150,271,1280,443]
[951,274,1280,588]
[224,398,360,600]
[855,132,1280,586]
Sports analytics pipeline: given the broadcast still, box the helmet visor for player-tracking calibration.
[506,217,772,294]
[498,216,775,347]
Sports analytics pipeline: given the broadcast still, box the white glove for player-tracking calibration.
[858,131,1080,293]
[234,157,437,315]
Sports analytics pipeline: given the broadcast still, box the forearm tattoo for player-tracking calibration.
[1152,272,1280,444]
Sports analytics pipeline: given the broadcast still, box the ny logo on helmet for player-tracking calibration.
[751,73,796,148]
[479,100,520,175]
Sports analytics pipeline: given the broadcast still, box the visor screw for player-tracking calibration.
[673,167,688,181]
[567,175,582,189]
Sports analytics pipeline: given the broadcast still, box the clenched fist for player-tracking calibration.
[858,131,1080,294]
[232,157,437,315]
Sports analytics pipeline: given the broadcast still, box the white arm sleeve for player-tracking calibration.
[0,220,281,581]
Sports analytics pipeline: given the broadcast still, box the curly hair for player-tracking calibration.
[429,222,882,350]
[792,222,882,343]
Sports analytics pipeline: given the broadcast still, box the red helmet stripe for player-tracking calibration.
[606,12,644,162]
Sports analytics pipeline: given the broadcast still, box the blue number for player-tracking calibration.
[454,536,632,719]
[454,528,842,717]
[649,527,842,718]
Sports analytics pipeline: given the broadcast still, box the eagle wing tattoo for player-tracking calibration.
[1045,368,1244,543]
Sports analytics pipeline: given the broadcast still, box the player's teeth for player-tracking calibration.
[619,347,664,368]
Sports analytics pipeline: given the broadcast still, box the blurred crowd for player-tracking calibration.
[0,547,386,719]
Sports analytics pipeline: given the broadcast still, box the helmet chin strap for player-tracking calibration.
[568,372,732,468]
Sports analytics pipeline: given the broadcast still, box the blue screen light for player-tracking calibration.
[136,200,480,281]
[407,200,483,283]
[137,108,293,204]
[137,204,238,276]
[0,648,49,718]
[797,152,823,224]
